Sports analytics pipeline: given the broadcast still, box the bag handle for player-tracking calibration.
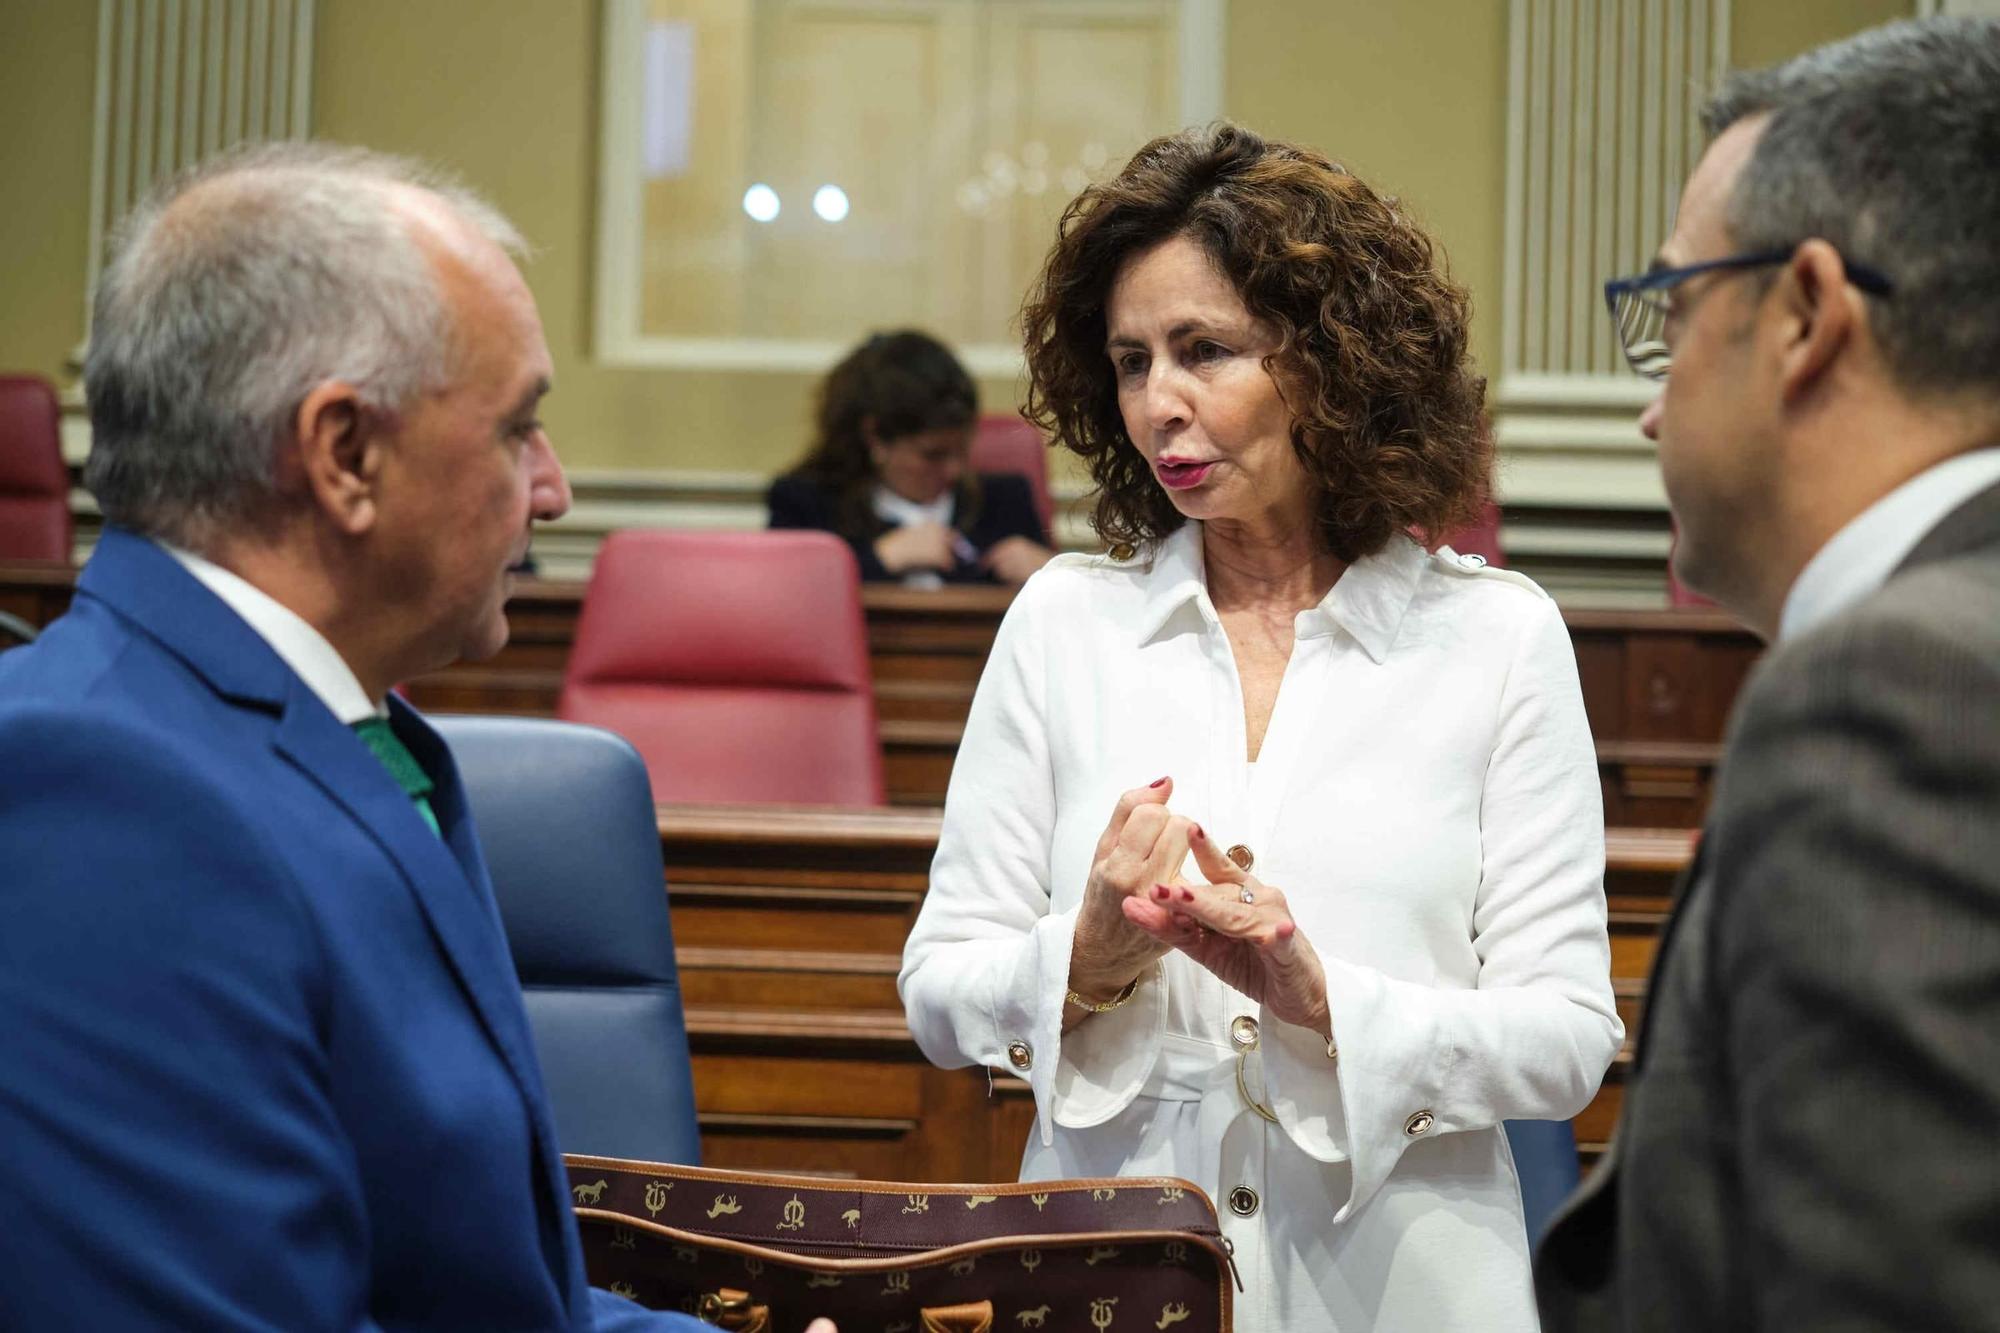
[697,1287,770,1332]
[695,1289,989,1333]
[921,1300,994,1333]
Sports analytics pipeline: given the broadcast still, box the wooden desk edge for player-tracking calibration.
[658,804,1693,875]
[658,802,943,849]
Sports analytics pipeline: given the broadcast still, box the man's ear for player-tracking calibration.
[1774,239,1859,406]
[292,380,386,536]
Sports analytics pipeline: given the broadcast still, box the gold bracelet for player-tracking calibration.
[1065,975,1140,1013]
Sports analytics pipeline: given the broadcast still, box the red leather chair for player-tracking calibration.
[556,530,885,806]
[0,374,73,562]
[1432,498,1507,567]
[970,413,1055,538]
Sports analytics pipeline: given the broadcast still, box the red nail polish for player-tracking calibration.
[1179,887,1194,902]
[1192,824,1205,841]
[1149,776,1168,789]
[1153,884,1171,900]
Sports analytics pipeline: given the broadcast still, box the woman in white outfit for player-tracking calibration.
[898,123,1622,1331]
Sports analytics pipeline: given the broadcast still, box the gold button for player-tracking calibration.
[1228,1015,1259,1051]
[1227,1186,1259,1217]
[1404,1110,1435,1137]
[1007,1040,1033,1071]
[1108,542,1136,561]
[1225,843,1254,871]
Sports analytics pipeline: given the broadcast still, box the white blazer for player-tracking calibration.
[899,523,1623,1332]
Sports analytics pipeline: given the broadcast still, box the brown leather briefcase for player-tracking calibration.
[565,1155,1236,1332]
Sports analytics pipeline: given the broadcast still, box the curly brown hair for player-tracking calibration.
[785,329,982,546]
[1020,122,1491,563]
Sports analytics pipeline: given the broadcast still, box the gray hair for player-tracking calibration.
[83,141,528,548]
[1701,16,2000,404]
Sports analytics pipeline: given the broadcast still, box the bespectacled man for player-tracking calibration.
[1537,16,2000,1331]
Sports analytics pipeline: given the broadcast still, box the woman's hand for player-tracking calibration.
[1066,778,1193,1025]
[981,535,1055,584]
[1123,826,1332,1041]
[875,521,958,575]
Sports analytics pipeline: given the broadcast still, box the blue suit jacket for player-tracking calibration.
[0,531,699,1332]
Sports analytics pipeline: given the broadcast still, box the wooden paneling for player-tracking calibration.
[1568,607,1762,826]
[657,801,1018,1180]
[0,561,75,638]
[661,803,1690,1182]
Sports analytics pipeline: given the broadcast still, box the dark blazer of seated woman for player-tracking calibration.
[766,469,1049,584]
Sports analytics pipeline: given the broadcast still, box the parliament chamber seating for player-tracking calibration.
[435,714,701,1164]
[0,374,73,563]
[1,559,1725,1176]
[970,412,1055,537]
[557,529,885,806]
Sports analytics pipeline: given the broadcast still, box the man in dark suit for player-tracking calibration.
[1536,17,2000,1330]
[0,145,828,1332]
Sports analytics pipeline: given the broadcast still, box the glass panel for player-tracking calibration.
[630,0,1183,349]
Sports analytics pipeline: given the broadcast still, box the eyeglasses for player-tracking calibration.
[1602,247,1894,380]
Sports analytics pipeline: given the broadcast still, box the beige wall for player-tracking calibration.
[0,2,99,384]
[0,0,1913,478]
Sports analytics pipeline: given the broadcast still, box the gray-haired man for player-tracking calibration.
[1537,17,2000,1330]
[0,144,833,1331]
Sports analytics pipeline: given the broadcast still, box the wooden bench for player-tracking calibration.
[665,803,1690,1179]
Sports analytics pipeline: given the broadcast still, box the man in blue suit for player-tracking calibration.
[0,144,828,1333]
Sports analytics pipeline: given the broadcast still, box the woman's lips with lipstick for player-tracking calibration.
[1156,459,1218,490]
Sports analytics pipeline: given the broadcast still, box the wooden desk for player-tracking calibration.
[2,563,1761,823]
[0,560,76,636]
[663,802,1690,1179]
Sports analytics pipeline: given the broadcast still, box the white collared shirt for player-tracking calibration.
[869,484,955,531]
[162,543,382,724]
[899,523,1621,1332]
[1779,447,2000,643]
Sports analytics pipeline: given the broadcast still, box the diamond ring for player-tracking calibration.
[1239,886,1256,905]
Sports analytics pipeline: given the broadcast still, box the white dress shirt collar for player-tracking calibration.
[1779,446,2000,643]
[1133,521,1427,663]
[161,542,383,724]
[871,484,955,529]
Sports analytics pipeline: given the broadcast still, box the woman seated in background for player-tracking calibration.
[899,123,1621,1332]
[767,329,1055,586]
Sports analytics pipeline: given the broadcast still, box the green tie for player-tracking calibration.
[352,716,442,838]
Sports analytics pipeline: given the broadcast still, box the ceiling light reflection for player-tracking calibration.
[742,183,781,222]
[812,184,850,222]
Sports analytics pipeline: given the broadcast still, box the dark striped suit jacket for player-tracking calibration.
[1536,477,2000,1331]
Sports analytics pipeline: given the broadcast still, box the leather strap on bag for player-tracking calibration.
[921,1300,994,1333]
[697,1287,771,1332]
